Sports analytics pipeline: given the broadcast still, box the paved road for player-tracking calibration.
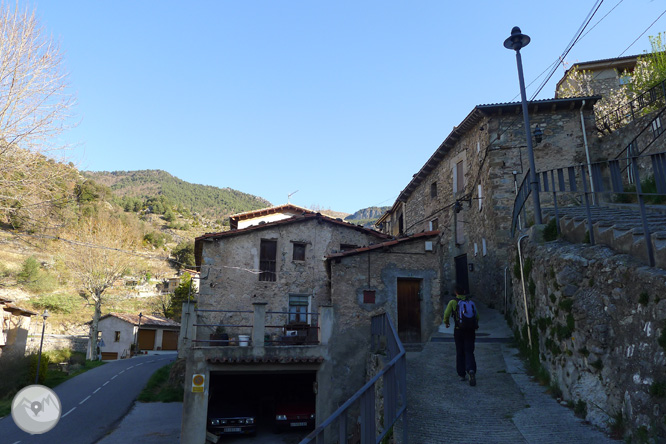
[0,353,176,444]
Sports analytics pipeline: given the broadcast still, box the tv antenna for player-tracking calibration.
[287,190,299,203]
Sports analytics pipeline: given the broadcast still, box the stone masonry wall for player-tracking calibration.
[509,232,666,440]
[197,218,384,339]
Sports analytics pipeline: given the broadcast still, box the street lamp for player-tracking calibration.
[135,312,143,353]
[504,26,543,225]
[35,309,49,384]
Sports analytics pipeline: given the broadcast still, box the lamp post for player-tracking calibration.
[135,312,143,353]
[504,26,542,225]
[35,309,49,384]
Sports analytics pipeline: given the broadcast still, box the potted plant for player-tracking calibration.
[210,325,229,346]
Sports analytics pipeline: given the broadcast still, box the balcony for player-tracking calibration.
[179,302,332,363]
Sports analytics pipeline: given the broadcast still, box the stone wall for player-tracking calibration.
[509,231,666,440]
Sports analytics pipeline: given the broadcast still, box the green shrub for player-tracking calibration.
[574,399,587,418]
[591,359,603,371]
[523,257,533,278]
[44,349,72,364]
[29,353,50,384]
[638,292,649,306]
[566,314,575,331]
[528,279,536,298]
[659,327,666,351]
[558,298,574,312]
[555,323,573,341]
[578,347,590,357]
[608,410,625,440]
[17,256,57,293]
[543,218,558,241]
[649,381,666,397]
[30,293,79,314]
[549,293,557,303]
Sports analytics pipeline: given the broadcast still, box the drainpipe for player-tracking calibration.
[580,100,596,205]
[517,234,532,348]
[504,267,508,315]
[512,171,521,230]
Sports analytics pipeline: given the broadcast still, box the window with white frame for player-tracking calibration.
[477,184,483,211]
[652,117,663,138]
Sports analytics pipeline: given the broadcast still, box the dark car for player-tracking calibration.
[274,397,315,432]
[207,396,257,436]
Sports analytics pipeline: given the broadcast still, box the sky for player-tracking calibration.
[28,0,666,214]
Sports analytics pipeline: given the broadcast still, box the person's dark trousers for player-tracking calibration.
[454,328,477,377]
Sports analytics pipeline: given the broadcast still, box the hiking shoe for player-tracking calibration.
[468,370,476,386]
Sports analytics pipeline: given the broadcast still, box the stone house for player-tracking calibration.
[180,209,441,442]
[0,296,37,359]
[96,313,180,360]
[376,96,600,306]
[555,54,639,99]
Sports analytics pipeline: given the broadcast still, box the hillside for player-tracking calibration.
[344,206,390,228]
[82,170,271,223]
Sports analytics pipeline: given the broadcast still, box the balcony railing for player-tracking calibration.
[299,313,407,444]
[180,302,332,350]
[597,77,666,133]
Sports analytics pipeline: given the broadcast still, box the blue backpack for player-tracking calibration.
[455,299,478,330]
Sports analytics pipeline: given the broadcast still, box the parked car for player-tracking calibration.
[207,395,257,436]
[274,396,315,432]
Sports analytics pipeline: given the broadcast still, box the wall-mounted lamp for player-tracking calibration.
[533,125,543,144]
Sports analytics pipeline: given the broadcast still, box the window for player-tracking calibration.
[259,239,277,282]
[288,294,309,323]
[482,238,488,256]
[430,181,437,198]
[398,214,404,234]
[477,184,483,211]
[340,244,359,252]
[114,331,121,342]
[363,290,376,304]
[455,212,464,245]
[429,218,438,231]
[453,160,464,194]
[292,242,306,261]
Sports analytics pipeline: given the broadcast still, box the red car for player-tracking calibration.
[274,398,315,432]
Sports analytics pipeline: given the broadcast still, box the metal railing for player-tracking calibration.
[597,77,666,134]
[299,313,407,444]
[192,307,321,346]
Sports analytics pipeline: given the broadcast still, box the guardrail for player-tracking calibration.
[597,77,666,133]
[299,312,407,444]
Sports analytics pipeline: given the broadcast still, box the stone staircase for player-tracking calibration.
[542,204,666,269]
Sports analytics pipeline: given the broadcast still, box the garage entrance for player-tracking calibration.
[208,371,317,440]
[138,329,155,350]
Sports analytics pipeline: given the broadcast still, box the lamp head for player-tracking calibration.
[42,309,49,319]
[533,125,543,144]
[503,26,530,51]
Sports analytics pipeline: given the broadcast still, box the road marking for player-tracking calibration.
[136,363,143,366]
[93,387,101,394]
[79,395,91,405]
[127,365,134,369]
[111,375,118,380]
[119,370,125,374]
[61,407,76,418]
[103,381,109,386]
[12,441,20,444]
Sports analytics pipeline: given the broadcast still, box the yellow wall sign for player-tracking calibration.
[192,374,205,392]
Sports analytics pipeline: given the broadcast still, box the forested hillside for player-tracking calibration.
[83,170,271,223]
[344,206,390,227]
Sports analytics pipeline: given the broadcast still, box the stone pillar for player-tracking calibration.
[319,305,333,345]
[181,349,209,444]
[178,300,197,359]
[252,302,267,348]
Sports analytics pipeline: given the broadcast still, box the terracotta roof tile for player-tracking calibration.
[327,231,440,259]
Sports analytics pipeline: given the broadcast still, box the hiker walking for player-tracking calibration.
[443,284,479,386]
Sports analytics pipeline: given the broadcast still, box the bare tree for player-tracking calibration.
[57,212,139,359]
[0,3,76,229]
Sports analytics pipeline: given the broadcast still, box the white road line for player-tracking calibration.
[12,440,20,444]
[103,381,110,386]
[119,370,125,374]
[79,395,91,405]
[93,387,101,394]
[136,363,143,366]
[61,407,76,418]
[111,375,118,380]
[127,365,134,369]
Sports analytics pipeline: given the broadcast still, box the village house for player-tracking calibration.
[0,296,37,359]
[180,207,441,442]
[96,313,180,360]
[555,54,639,100]
[376,96,601,307]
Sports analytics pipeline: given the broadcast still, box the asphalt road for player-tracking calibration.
[0,353,176,444]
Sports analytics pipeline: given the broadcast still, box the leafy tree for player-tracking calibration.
[161,272,195,320]
[172,241,195,269]
[57,211,139,359]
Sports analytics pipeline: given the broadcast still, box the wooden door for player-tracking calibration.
[455,254,470,295]
[138,329,156,350]
[161,330,179,350]
[397,278,421,343]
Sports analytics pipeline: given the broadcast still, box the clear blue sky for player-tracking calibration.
[32,1,665,214]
